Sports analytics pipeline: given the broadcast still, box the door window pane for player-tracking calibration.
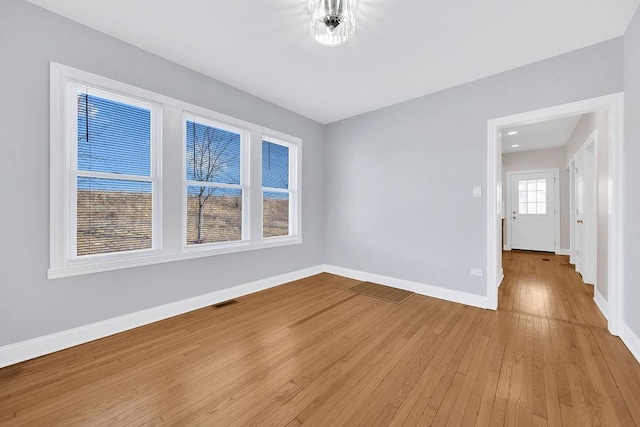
[517,179,547,215]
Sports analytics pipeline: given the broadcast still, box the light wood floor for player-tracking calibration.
[1,252,639,426]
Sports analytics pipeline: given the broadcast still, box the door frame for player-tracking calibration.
[505,168,560,253]
[486,93,624,337]
[569,131,598,283]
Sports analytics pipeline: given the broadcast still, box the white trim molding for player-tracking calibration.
[487,93,624,338]
[557,249,571,256]
[5,262,639,369]
[323,265,489,309]
[594,289,608,320]
[1,264,490,368]
[0,265,323,368]
[620,322,640,364]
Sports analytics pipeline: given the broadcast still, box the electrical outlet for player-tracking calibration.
[470,268,484,277]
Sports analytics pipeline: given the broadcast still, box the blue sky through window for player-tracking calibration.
[77,92,152,192]
[262,141,289,200]
[76,93,291,199]
[186,120,241,186]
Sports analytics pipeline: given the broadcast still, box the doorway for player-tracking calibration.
[570,135,597,285]
[486,93,624,336]
[506,169,559,252]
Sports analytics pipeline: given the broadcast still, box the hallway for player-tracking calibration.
[499,251,607,328]
[497,250,639,425]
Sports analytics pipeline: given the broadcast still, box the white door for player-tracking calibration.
[575,156,585,274]
[510,171,556,252]
[574,146,596,284]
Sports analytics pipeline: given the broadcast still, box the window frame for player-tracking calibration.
[49,63,302,279]
[70,85,161,259]
[261,135,300,240]
[182,113,250,250]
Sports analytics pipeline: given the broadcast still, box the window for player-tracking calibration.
[72,87,160,258]
[185,116,247,246]
[262,138,296,238]
[50,63,302,279]
[518,179,547,214]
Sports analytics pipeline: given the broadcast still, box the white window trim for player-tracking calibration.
[182,113,250,248]
[261,135,301,239]
[69,84,162,260]
[49,63,302,279]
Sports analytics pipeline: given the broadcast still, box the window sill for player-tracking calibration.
[47,236,303,279]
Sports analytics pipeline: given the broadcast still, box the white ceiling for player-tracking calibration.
[26,0,640,124]
[502,115,582,154]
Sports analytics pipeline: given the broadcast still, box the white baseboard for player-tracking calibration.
[503,245,511,251]
[620,322,640,364]
[557,248,571,256]
[0,265,324,368]
[322,264,488,310]
[594,289,608,320]
[498,268,504,288]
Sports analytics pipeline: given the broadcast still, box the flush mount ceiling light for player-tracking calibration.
[309,0,357,47]
[507,131,518,135]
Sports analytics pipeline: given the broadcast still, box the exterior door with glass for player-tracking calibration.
[510,171,556,252]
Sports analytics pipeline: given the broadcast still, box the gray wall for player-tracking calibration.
[0,0,324,346]
[324,39,623,297]
[564,111,609,301]
[624,7,640,337]
[502,146,570,250]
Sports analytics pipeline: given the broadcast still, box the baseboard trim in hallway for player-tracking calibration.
[594,288,609,320]
[621,322,640,364]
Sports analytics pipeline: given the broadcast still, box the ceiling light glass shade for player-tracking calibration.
[309,0,356,47]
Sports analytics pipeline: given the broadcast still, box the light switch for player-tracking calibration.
[473,186,482,197]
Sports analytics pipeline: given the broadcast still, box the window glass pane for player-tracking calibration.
[529,190,538,203]
[518,181,526,191]
[537,190,546,203]
[186,186,242,245]
[537,179,546,191]
[77,177,152,256]
[519,203,528,214]
[527,181,537,192]
[77,93,151,176]
[519,191,527,203]
[262,141,289,189]
[538,202,547,214]
[528,202,537,214]
[186,121,241,185]
[263,191,289,237]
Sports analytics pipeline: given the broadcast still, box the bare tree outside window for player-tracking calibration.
[186,120,242,244]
